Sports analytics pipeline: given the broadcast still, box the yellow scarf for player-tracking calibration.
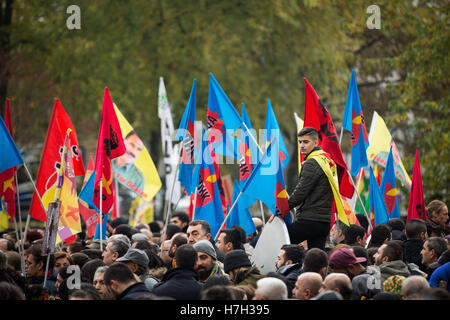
[307,149,349,226]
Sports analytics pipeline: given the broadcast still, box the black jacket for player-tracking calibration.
[118,282,151,300]
[151,268,203,300]
[404,239,425,271]
[288,147,334,224]
[276,263,302,298]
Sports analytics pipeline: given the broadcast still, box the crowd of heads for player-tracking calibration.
[0,199,448,301]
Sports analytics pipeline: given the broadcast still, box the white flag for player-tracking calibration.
[158,77,181,205]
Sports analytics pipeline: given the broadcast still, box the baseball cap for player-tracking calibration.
[329,248,367,269]
[116,248,149,268]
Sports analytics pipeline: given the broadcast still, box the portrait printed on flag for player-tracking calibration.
[112,130,146,196]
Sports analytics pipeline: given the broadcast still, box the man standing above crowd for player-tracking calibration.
[272,127,335,250]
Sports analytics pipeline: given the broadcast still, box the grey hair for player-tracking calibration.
[256,277,288,300]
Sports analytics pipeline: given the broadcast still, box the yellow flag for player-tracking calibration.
[309,150,350,226]
[0,203,8,231]
[294,112,304,175]
[366,111,411,189]
[113,104,162,202]
[56,130,82,244]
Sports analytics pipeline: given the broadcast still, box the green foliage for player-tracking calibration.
[2,0,448,205]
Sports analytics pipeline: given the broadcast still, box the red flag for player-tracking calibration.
[30,99,85,221]
[303,78,354,198]
[93,88,126,213]
[0,99,16,220]
[406,150,427,223]
[78,154,98,238]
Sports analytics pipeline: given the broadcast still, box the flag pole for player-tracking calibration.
[214,190,244,241]
[22,161,47,215]
[191,187,198,221]
[161,145,183,244]
[240,121,266,224]
[339,126,344,146]
[346,169,373,232]
[14,171,26,278]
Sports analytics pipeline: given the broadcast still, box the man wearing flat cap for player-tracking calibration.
[193,240,227,282]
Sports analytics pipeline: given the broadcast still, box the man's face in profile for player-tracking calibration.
[117,132,144,167]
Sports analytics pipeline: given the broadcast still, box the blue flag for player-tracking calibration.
[226,180,256,237]
[176,79,197,195]
[94,213,108,240]
[241,139,291,224]
[380,146,401,219]
[191,130,225,240]
[208,73,243,133]
[0,116,23,172]
[263,99,290,169]
[239,103,259,208]
[369,166,389,226]
[78,172,99,213]
[343,70,369,176]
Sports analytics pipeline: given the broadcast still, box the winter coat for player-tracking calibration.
[288,147,334,224]
[404,239,425,271]
[151,268,203,300]
[232,267,265,289]
[118,282,151,300]
[379,260,411,283]
[429,262,450,291]
[277,263,302,297]
[351,266,382,300]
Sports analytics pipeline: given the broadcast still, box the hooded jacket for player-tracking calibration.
[232,267,265,289]
[351,265,382,300]
[379,260,411,283]
[288,146,334,224]
[404,238,425,270]
[151,268,203,300]
[277,263,302,298]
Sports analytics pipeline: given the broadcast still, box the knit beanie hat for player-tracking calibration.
[224,249,251,273]
[193,240,217,260]
[383,275,406,294]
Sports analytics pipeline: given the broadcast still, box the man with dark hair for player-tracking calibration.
[273,127,335,250]
[367,224,392,248]
[374,241,411,282]
[302,248,329,279]
[330,222,349,246]
[24,243,57,296]
[103,262,150,300]
[167,233,188,269]
[404,218,427,270]
[387,218,406,241]
[421,237,448,278]
[112,224,134,242]
[151,244,203,299]
[163,223,183,242]
[193,240,226,282]
[275,244,305,297]
[344,224,366,247]
[187,220,225,262]
[170,212,191,233]
[216,228,244,255]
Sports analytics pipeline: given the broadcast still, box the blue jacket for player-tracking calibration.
[429,262,450,291]
[151,268,203,300]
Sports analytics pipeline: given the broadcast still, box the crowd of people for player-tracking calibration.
[0,201,448,301]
